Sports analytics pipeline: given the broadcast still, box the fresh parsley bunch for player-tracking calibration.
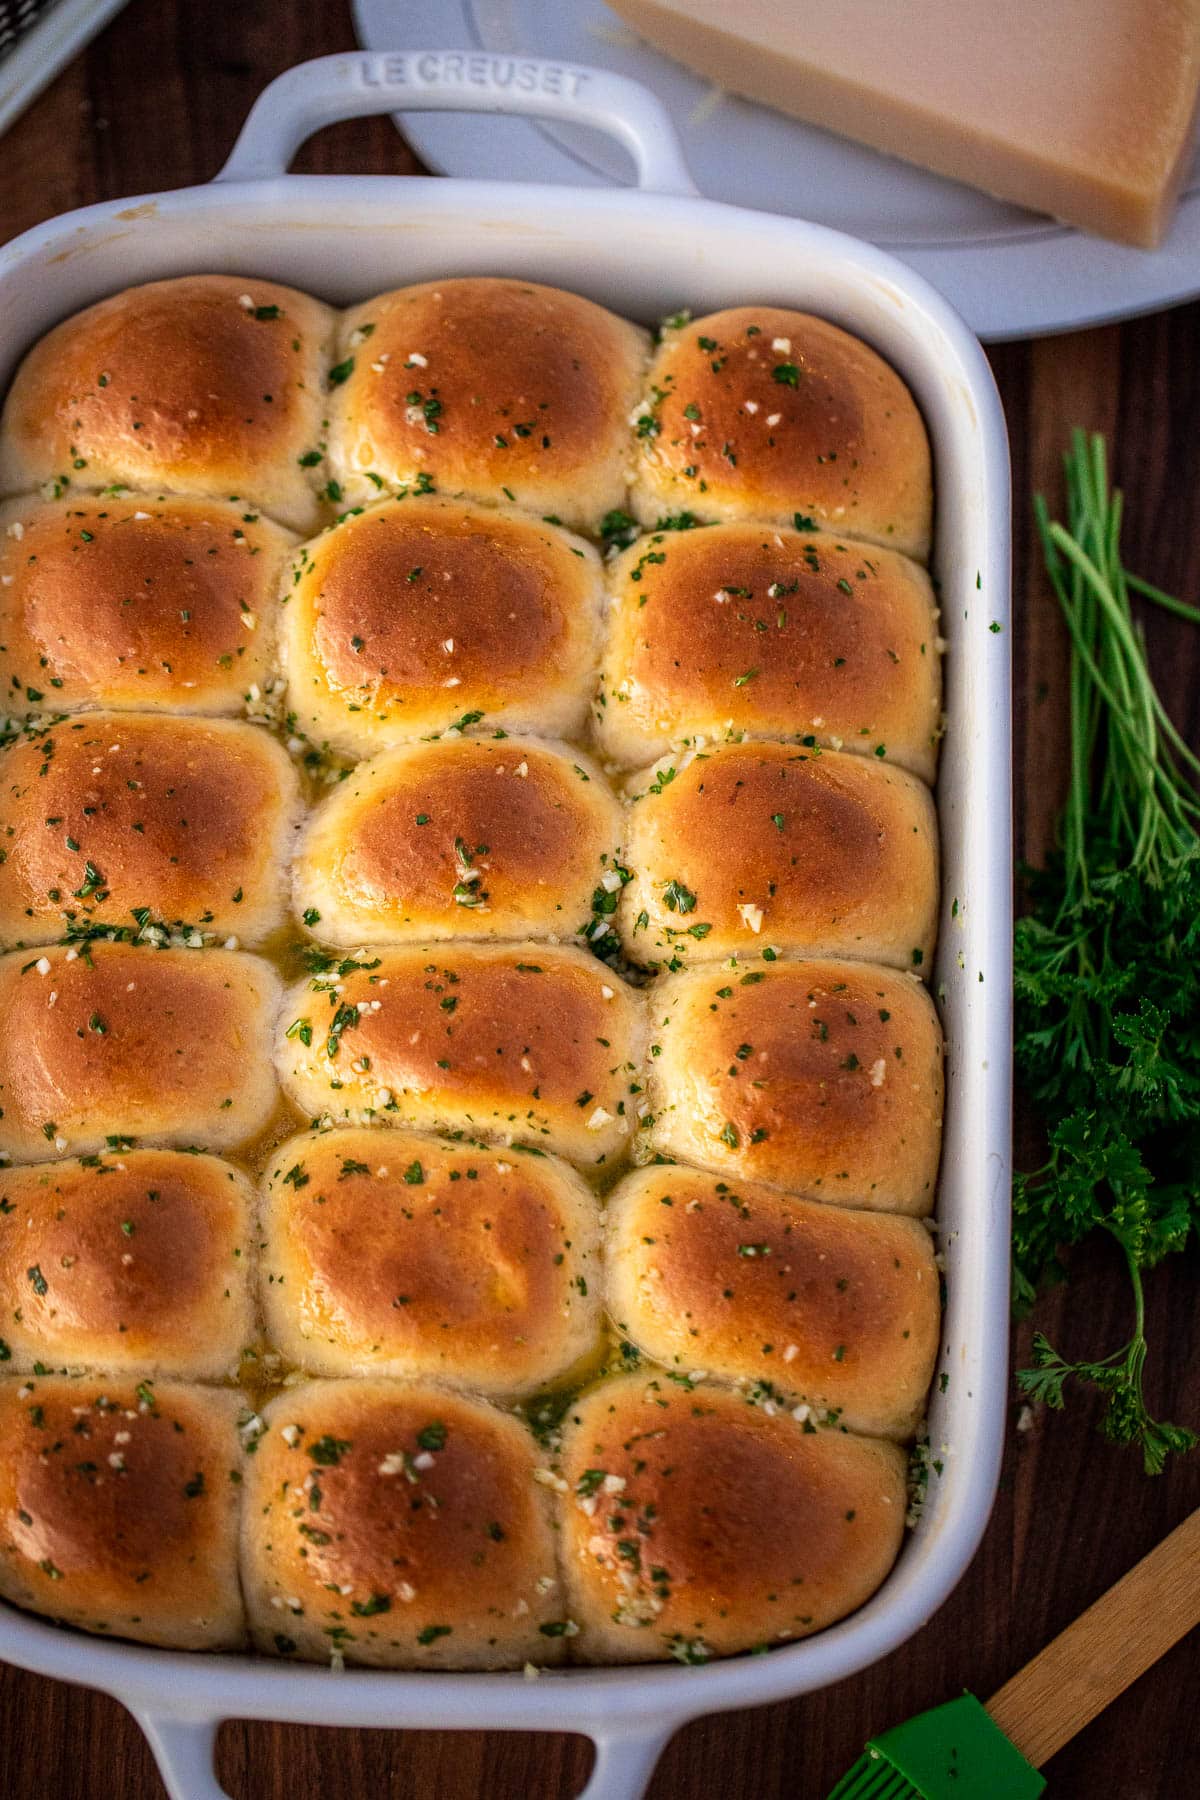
[1014,430,1200,1474]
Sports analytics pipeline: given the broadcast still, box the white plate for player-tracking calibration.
[354,0,1200,341]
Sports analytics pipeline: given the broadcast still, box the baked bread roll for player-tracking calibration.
[0,1151,252,1378]
[243,1379,565,1667]
[280,495,603,759]
[293,737,624,949]
[259,1127,602,1394]
[276,942,643,1169]
[597,522,941,781]
[0,944,280,1162]
[0,276,335,533]
[325,278,649,530]
[620,742,937,972]
[0,494,291,718]
[0,1376,244,1649]
[0,713,300,949]
[0,272,943,1675]
[604,1167,939,1436]
[644,958,942,1214]
[629,307,932,562]
[559,1374,906,1662]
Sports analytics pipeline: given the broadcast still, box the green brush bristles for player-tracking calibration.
[828,1752,920,1799]
[827,1695,1045,1800]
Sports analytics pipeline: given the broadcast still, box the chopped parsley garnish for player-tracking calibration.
[661,879,697,915]
[307,1435,352,1466]
[350,1593,392,1617]
[73,860,106,900]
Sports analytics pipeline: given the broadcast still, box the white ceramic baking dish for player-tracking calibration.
[0,52,1012,1800]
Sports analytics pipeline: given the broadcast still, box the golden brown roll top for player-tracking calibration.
[644,959,943,1213]
[242,1379,565,1667]
[620,742,938,971]
[0,276,335,533]
[276,942,644,1169]
[0,494,291,718]
[259,1127,602,1394]
[325,278,650,530]
[629,307,932,562]
[0,1376,244,1649]
[280,495,604,759]
[0,713,300,949]
[0,944,280,1162]
[293,737,624,949]
[604,1167,939,1436]
[0,1151,252,1378]
[597,523,941,781]
[559,1374,906,1662]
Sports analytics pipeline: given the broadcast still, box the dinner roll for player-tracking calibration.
[0,1376,244,1649]
[629,307,932,561]
[604,1167,939,1436]
[620,743,938,972]
[0,944,280,1162]
[0,1151,252,1378]
[259,1127,602,1394]
[644,959,942,1214]
[325,278,649,529]
[0,276,334,532]
[276,943,643,1170]
[0,713,300,949]
[597,523,941,781]
[293,737,624,948]
[0,494,290,718]
[243,1379,565,1667]
[280,495,603,759]
[559,1374,906,1662]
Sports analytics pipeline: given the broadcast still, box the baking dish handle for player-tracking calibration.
[132,1705,676,1800]
[215,50,697,197]
[579,1723,677,1800]
[134,1710,228,1800]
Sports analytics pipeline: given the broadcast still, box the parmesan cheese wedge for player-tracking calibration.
[609,0,1200,247]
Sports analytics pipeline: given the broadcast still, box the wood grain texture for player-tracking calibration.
[1,3,1198,1796]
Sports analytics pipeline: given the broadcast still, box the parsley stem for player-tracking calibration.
[1127,570,1200,625]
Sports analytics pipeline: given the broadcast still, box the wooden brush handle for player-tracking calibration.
[985,1507,1200,1768]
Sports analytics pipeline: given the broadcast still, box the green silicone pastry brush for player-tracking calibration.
[828,1506,1200,1798]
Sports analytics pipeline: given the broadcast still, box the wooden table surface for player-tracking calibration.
[1,4,1197,1796]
